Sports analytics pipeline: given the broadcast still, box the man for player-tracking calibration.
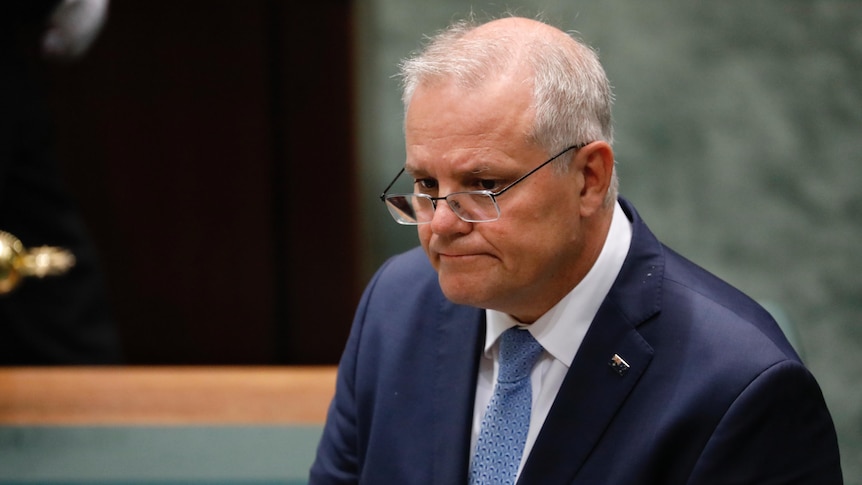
[310,16,842,484]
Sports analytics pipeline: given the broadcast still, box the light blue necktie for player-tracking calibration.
[470,327,544,485]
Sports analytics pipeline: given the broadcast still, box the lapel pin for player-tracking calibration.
[608,353,630,377]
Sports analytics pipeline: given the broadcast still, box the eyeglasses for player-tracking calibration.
[379,144,586,225]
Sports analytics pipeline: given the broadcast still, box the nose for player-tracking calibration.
[429,196,472,235]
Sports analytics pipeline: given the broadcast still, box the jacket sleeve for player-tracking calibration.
[687,359,843,484]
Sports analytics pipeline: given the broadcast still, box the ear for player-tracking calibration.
[577,141,615,217]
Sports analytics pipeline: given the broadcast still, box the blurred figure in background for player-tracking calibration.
[0,0,121,364]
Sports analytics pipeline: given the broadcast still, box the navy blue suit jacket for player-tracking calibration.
[310,199,842,484]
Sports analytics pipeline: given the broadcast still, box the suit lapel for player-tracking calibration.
[519,198,664,484]
[431,297,485,484]
[519,304,654,483]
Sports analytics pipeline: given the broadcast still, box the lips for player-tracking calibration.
[437,252,493,265]
[433,246,480,258]
[439,252,475,258]
[428,239,497,263]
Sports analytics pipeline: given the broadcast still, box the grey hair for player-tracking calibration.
[398,17,619,204]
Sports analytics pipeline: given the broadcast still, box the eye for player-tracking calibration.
[478,179,500,191]
[414,178,438,193]
[480,179,496,190]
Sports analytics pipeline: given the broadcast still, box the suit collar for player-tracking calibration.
[607,198,665,328]
[519,197,663,483]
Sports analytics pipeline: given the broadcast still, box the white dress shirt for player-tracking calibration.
[470,201,633,478]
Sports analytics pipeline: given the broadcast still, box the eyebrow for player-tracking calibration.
[404,163,493,178]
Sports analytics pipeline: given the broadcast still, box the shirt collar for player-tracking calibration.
[484,201,633,365]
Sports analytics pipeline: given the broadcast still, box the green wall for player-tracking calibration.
[355,1,862,481]
[0,426,321,483]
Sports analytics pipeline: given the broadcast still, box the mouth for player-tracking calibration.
[428,240,496,265]
[437,252,491,263]
[440,253,474,259]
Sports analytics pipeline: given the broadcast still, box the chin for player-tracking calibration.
[437,275,493,309]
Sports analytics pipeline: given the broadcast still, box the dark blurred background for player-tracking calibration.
[39,0,358,364]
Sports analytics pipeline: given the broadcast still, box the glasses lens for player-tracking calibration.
[383,192,499,224]
[447,192,500,222]
[384,195,434,225]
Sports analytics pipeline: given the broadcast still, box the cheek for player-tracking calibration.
[504,194,576,239]
[497,205,582,267]
[418,226,431,246]
[417,226,436,263]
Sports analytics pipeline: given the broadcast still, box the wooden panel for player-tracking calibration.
[0,366,336,425]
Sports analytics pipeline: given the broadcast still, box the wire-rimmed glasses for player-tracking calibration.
[379,144,586,225]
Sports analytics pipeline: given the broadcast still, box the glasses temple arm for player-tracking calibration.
[380,167,407,200]
[492,144,584,197]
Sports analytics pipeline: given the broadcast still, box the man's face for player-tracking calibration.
[405,78,594,323]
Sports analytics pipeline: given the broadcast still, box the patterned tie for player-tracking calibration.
[470,327,545,485]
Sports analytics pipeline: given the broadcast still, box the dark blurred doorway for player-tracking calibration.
[43,0,358,364]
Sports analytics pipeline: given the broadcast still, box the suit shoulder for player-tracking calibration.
[370,246,437,292]
[359,246,447,321]
[659,245,799,361]
[662,246,770,322]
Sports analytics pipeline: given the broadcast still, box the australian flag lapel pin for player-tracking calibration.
[609,353,630,377]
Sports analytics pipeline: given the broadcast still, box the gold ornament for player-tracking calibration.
[0,231,75,294]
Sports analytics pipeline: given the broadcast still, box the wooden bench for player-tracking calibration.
[0,366,338,484]
[0,366,337,425]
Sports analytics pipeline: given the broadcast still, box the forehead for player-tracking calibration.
[404,78,537,172]
[407,74,533,132]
